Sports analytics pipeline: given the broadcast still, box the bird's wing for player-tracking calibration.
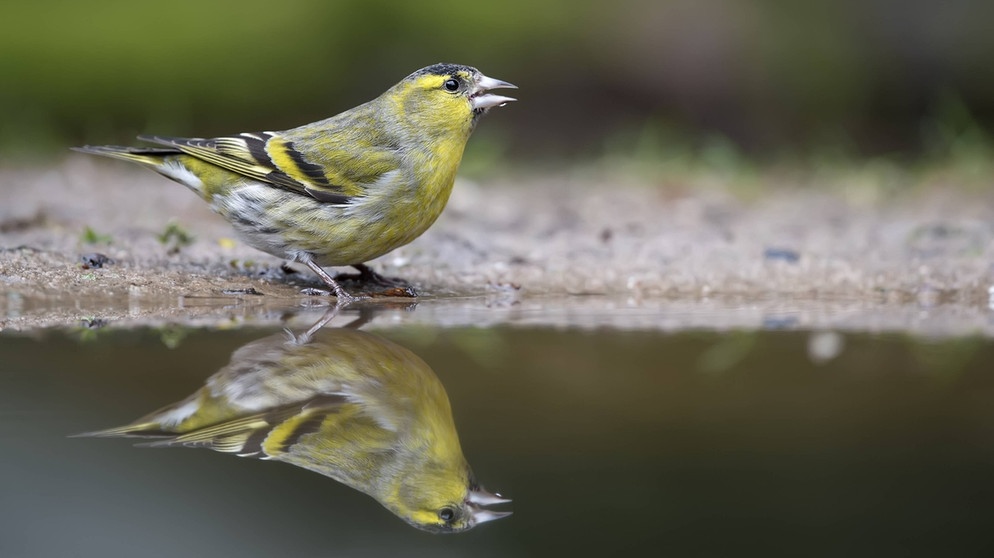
[135,394,349,457]
[276,118,405,200]
[139,132,372,205]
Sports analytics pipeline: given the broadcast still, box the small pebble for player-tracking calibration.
[80,253,113,269]
[221,287,263,296]
[763,247,800,263]
[80,317,108,329]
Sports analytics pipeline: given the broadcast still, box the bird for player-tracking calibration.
[76,312,511,533]
[73,63,516,302]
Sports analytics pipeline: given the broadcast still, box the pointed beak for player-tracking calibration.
[471,73,518,110]
[471,508,513,525]
[467,487,512,506]
[467,486,513,526]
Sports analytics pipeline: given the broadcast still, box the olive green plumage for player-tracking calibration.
[78,321,511,533]
[73,64,516,301]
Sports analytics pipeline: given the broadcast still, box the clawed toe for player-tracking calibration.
[300,287,366,305]
[300,287,332,296]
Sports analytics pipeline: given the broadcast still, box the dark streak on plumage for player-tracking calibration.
[413,63,478,80]
[284,141,332,186]
[232,214,279,235]
[278,412,326,454]
[238,425,272,457]
[305,186,351,205]
[243,134,273,167]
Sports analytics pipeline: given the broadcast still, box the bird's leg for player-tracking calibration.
[300,259,358,304]
[285,306,341,345]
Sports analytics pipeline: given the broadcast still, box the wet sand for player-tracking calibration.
[2,158,993,333]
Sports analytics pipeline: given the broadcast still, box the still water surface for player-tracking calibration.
[2,306,993,557]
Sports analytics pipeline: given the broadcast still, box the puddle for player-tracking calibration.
[4,292,994,337]
[3,304,994,556]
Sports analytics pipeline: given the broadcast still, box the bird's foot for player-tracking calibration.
[300,287,332,296]
[337,264,418,297]
[299,259,366,304]
[299,259,414,301]
[299,287,364,305]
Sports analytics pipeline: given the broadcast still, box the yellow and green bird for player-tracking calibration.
[78,322,511,533]
[74,64,516,301]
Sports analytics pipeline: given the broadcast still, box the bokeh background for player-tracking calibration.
[3,0,994,168]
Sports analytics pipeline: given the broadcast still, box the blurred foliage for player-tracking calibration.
[156,220,195,252]
[2,0,994,165]
[697,332,759,375]
[73,318,110,342]
[79,226,113,245]
[156,325,191,350]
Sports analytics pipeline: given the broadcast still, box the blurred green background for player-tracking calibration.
[3,0,993,164]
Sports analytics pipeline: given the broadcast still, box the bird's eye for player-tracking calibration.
[443,79,460,92]
[439,507,455,522]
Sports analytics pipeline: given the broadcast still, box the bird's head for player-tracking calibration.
[386,63,516,139]
[388,466,512,534]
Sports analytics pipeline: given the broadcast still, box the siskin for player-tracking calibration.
[73,64,516,301]
[78,317,511,533]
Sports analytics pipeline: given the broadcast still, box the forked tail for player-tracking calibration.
[72,144,207,193]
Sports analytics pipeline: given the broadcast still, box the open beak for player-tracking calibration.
[470,74,518,110]
[467,486,513,526]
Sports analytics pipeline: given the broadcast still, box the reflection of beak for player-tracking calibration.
[470,74,518,110]
[467,486,513,525]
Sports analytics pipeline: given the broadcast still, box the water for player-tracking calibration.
[2,305,994,557]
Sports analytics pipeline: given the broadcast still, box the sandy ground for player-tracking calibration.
[1,157,993,333]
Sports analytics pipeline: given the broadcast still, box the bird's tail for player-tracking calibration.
[72,144,208,194]
[70,421,173,440]
[71,145,181,168]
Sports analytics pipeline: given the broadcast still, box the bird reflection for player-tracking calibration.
[81,309,511,533]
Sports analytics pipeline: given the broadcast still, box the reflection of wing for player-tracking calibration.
[138,394,347,458]
[208,330,420,433]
